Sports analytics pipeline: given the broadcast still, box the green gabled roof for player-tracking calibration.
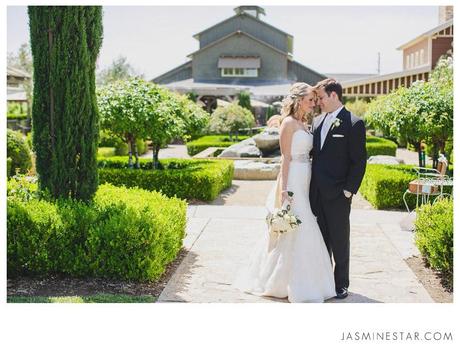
[193,12,292,41]
[188,30,289,58]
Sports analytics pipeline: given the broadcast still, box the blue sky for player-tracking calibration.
[7,5,439,79]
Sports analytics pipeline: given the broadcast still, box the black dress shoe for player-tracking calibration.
[335,287,348,299]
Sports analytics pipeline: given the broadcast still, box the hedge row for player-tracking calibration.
[7,180,186,281]
[359,164,418,209]
[359,164,452,210]
[98,157,234,201]
[415,198,453,289]
[366,136,398,158]
[186,135,250,156]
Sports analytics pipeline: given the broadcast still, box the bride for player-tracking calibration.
[234,82,336,303]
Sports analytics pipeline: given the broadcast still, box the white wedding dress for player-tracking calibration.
[235,129,336,302]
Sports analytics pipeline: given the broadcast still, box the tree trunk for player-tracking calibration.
[415,142,424,168]
[133,139,140,169]
[127,136,133,169]
[28,6,103,201]
[152,144,160,170]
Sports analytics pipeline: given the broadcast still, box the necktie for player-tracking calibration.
[320,113,331,149]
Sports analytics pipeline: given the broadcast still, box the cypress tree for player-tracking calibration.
[28,6,103,201]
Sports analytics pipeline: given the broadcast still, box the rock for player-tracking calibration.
[233,160,280,180]
[253,127,280,155]
[218,138,261,158]
[368,155,405,165]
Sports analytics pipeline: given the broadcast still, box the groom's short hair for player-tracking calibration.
[315,78,343,102]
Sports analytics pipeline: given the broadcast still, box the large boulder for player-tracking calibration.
[253,127,280,155]
[218,138,261,158]
[368,155,405,165]
[233,160,280,180]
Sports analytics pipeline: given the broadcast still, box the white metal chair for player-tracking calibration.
[403,154,453,213]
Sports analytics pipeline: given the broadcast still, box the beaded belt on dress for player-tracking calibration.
[291,154,310,163]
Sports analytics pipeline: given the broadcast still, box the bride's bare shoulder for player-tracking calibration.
[280,116,296,132]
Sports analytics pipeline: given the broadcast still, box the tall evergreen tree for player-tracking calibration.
[28,6,103,201]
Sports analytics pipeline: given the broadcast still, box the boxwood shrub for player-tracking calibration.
[98,157,234,201]
[186,135,250,156]
[414,198,453,288]
[7,129,32,176]
[359,164,417,209]
[366,136,398,158]
[7,180,186,281]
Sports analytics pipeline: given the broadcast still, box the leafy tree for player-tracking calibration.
[29,6,103,201]
[98,78,209,169]
[345,99,368,118]
[208,103,255,141]
[97,56,142,85]
[365,56,453,167]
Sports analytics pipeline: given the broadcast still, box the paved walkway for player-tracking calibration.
[154,144,431,303]
[158,205,431,303]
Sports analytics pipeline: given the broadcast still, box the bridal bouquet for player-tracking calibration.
[266,192,302,234]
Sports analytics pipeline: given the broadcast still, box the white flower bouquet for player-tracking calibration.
[266,192,302,234]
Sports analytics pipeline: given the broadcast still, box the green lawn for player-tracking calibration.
[7,294,156,303]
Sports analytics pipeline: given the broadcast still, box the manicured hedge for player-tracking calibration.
[7,180,186,281]
[98,157,234,201]
[366,136,398,158]
[359,164,452,210]
[415,198,453,288]
[359,164,417,209]
[7,129,32,176]
[186,135,250,156]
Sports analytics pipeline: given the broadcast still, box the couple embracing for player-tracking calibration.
[236,79,367,303]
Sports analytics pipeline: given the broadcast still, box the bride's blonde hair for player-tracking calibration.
[280,82,315,126]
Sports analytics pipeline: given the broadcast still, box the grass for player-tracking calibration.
[7,294,156,303]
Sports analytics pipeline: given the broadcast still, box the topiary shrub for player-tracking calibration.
[7,129,32,176]
[415,198,453,289]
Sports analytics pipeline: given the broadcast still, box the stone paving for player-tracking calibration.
[158,201,432,303]
[152,144,432,303]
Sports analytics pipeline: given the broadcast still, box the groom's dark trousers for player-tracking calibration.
[309,107,367,291]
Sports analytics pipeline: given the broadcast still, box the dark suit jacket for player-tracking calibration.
[310,107,367,203]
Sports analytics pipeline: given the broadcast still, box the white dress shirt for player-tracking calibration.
[320,105,344,149]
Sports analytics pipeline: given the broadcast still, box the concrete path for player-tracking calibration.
[158,206,433,303]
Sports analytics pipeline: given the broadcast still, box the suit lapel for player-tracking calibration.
[321,107,347,152]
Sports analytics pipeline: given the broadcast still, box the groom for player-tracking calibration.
[310,79,367,299]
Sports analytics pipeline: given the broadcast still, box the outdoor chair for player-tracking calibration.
[403,154,453,213]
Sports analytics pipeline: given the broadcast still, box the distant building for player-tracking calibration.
[342,6,453,97]
[7,66,30,104]
[152,6,326,119]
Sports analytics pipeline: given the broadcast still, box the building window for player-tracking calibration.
[221,67,259,77]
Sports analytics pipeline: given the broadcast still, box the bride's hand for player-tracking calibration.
[281,191,293,205]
